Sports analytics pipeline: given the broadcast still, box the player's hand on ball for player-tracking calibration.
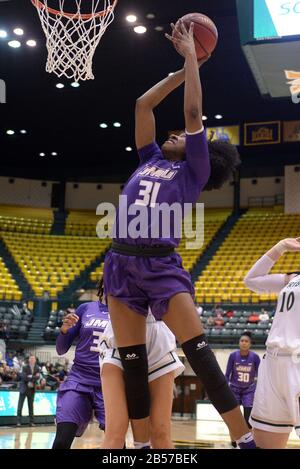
[165,20,197,58]
[61,313,79,334]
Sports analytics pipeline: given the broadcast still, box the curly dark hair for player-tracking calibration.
[204,140,241,191]
[240,331,252,341]
[96,277,104,301]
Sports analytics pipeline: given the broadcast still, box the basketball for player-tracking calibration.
[173,13,218,60]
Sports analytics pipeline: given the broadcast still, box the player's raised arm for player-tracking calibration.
[135,64,186,150]
[244,238,300,293]
[166,21,210,189]
[168,20,203,133]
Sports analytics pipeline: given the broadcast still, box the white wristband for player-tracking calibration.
[185,127,204,135]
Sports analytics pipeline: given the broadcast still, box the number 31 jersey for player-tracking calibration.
[267,274,300,352]
[114,131,210,248]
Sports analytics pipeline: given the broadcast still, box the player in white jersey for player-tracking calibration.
[99,310,184,449]
[244,237,300,448]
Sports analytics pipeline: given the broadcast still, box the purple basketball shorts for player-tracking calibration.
[230,384,256,408]
[55,380,105,437]
[104,250,194,320]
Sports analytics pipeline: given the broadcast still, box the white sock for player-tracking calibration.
[236,432,253,444]
[134,441,151,449]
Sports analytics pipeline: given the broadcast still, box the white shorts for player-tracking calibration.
[250,350,300,436]
[99,320,185,383]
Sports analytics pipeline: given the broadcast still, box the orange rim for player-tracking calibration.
[31,0,118,19]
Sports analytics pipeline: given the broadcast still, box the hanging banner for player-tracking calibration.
[244,121,281,146]
[169,126,240,145]
[206,126,240,145]
[283,120,300,142]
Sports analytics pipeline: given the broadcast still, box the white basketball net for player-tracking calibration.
[32,0,117,81]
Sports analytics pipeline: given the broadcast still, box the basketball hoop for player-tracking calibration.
[31,0,118,81]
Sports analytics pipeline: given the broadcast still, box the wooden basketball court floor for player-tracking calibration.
[0,420,299,449]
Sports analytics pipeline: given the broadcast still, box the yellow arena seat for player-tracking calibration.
[195,206,300,303]
[0,205,53,235]
[1,232,111,298]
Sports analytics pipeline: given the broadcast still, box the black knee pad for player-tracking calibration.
[243,407,252,428]
[118,344,150,420]
[52,422,78,449]
[182,335,237,414]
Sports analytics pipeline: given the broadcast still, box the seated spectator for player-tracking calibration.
[0,362,19,386]
[5,352,14,368]
[0,321,9,363]
[195,305,203,317]
[35,370,47,390]
[13,352,24,372]
[213,304,225,317]
[248,312,260,323]
[41,361,51,376]
[64,358,72,373]
[207,316,216,327]
[56,365,67,383]
[225,309,234,318]
[214,314,225,328]
[259,309,269,322]
[45,364,60,390]
[21,303,33,322]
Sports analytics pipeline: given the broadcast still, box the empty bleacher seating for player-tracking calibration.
[0,205,53,235]
[195,206,300,303]
[0,257,22,301]
[178,209,230,271]
[1,232,111,298]
[199,307,273,345]
[65,210,103,237]
[0,304,32,339]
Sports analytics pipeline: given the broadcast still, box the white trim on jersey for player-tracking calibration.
[99,318,185,381]
[185,127,204,135]
[100,348,184,383]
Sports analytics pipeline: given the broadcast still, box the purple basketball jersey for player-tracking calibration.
[56,301,109,387]
[114,131,210,247]
[225,350,260,389]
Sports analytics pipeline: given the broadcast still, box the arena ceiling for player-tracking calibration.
[0,0,299,181]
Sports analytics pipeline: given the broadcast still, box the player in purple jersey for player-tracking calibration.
[52,285,109,449]
[104,22,256,449]
[225,331,260,447]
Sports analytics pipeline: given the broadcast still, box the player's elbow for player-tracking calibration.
[244,276,262,294]
[136,97,152,111]
[244,274,254,289]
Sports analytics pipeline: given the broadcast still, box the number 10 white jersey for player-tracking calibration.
[267,275,300,352]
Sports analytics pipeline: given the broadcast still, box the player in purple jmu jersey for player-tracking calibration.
[104,22,256,449]
[52,280,109,449]
[225,331,260,448]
